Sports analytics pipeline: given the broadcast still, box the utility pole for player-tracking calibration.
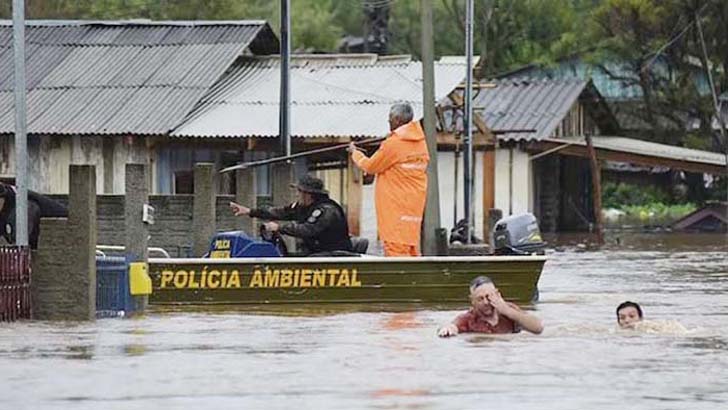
[280,0,291,157]
[696,14,728,237]
[363,0,390,54]
[13,0,28,246]
[420,0,441,255]
[463,0,474,243]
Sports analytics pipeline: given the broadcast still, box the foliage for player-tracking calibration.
[2,0,595,75]
[2,0,725,154]
[586,0,728,149]
[602,181,672,208]
[602,181,697,225]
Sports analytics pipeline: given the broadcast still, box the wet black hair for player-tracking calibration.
[616,301,643,319]
[469,275,495,293]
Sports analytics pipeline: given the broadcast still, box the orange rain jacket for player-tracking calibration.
[351,120,429,247]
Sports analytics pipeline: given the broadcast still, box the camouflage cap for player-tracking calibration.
[290,175,329,195]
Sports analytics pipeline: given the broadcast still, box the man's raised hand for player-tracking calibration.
[229,202,251,216]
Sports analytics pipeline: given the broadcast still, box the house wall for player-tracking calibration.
[559,156,593,231]
[494,147,532,216]
[1,134,149,194]
[2,134,74,193]
[48,194,240,257]
[533,155,561,233]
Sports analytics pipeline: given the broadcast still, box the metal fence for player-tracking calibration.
[0,246,31,322]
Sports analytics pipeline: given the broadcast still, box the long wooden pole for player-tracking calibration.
[585,134,604,244]
[220,137,386,173]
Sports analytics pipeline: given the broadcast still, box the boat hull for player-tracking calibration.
[148,255,546,305]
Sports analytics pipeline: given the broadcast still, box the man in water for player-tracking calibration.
[616,301,643,329]
[437,276,544,337]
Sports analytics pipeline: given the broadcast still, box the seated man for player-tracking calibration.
[0,183,67,249]
[229,175,352,256]
[438,276,544,337]
[616,301,643,329]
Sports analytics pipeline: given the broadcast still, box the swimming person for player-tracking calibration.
[616,301,643,329]
[615,301,690,334]
[438,276,544,337]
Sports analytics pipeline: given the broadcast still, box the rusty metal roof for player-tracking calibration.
[172,55,466,138]
[441,79,598,141]
[0,20,278,135]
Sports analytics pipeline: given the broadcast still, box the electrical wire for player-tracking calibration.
[641,2,710,71]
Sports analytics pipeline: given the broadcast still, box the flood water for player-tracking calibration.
[1,233,727,410]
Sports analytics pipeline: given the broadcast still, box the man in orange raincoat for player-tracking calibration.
[348,102,429,256]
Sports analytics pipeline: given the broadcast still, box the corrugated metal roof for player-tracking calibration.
[173,56,465,138]
[0,20,278,135]
[442,79,589,141]
[552,136,727,167]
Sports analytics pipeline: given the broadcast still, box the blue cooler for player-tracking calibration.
[207,231,281,258]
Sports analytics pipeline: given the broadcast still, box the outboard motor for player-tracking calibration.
[491,213,546,255]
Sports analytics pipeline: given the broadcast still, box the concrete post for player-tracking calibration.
[192,163,216,256]
[346,161,362,236]
[125,164,148,261]
[31,165,97,320]
[488,208,503,244]
[420,0,442,255]
[235,168,257,234]
[272,162,295,204]
[271,162,295,252]
[125,163,149,312]
[435,227,449,256]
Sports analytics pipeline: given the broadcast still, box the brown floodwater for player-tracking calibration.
[1,233,726,409]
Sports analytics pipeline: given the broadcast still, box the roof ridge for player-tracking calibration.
[0,19,268,27]
[484,78,588,86]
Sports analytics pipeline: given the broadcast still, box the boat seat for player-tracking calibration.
[351,237,369,254]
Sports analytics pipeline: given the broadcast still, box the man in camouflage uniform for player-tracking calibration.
[230,175,352,256]
[0,183,67,249]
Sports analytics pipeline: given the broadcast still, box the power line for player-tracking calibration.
[641,2,710,71]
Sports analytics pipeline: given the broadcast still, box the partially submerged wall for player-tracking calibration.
[48,194,240,257]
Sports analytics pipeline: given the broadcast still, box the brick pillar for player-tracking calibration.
[31,165,97,320]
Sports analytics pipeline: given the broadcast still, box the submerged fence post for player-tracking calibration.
[235,168,257,234]
[271,162,296,251]
[125,163,149,313]
[31,165,97,320]
[125,164,149,261]
[192,163,216,257]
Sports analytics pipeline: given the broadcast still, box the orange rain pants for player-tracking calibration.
[383,241,421,257]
